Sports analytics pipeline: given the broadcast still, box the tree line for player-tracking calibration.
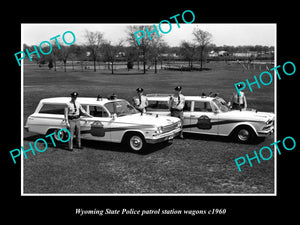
[24,27,274,74]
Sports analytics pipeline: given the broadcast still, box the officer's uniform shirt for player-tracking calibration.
[169,94,185,110]
[232,92,245,105]
[66,101,86,117]
[133,95,148,112]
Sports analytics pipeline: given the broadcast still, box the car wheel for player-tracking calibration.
[124,133,146,153]
[48,129,69,142]
[233,126,255,143]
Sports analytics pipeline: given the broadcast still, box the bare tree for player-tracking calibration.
[69,45,87,71]
[180,41,197,70]
[193,28,212,69]
[50,41,60,71]
[102,40,124,74]
[48,39,69,72]
[60,45,69,72]
[68,52,76,70]
[126,25,163,74]
[148,39,167,73]
[84,30,104,72]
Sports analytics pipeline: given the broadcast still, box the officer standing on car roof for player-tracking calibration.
[132,87,148,114]
[64,92,93,151]
[169,86,185,139]
[231,84,247,110]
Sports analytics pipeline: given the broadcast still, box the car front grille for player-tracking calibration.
[162,122,179,133]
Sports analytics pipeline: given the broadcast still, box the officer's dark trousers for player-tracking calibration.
[232,103,245,110]
[170,109,184,135]
[68,118,81,150]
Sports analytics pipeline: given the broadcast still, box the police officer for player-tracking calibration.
[132,88,148,114]
[231,84,247,110]
[64,92,93,151]
[169,86,185,139]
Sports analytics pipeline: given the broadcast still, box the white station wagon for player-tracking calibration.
[25,96,181,152]
[146,94,275,143]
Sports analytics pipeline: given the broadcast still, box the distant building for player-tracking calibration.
[208,51,218,57]
[217,50,229,56]
[115,52,125,58]
[160,53,178,58]
[233,51,258,58]
[208,50,229,57]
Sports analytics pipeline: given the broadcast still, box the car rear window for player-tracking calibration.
[39,103,65,115]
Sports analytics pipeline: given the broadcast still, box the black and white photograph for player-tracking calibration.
[21,23,276,195]
[4,4,298,221]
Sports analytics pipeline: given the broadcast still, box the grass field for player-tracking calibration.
[23,61,275,194]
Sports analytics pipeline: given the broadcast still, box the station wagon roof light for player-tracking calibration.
[97,95,103,101]
[108,94,117,100]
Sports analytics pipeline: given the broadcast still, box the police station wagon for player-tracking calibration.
[25,96,181,152]
[146,94,274,143]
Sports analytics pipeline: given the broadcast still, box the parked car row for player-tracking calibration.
[25,97,181,152]
[146,94,274,143]
[25,94,274,152]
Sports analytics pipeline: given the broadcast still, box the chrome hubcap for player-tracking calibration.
[130,136,142,151]
[238,129,250,141]
[54,129,68,141]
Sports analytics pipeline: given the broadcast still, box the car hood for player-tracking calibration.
[224,110,275,122]
[115,113,180,127]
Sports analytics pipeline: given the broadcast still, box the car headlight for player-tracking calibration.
[265,118,274,125]
[177,121,182,128]
[157,126,163,134]
[153,126,163,136]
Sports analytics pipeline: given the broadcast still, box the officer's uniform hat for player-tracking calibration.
[174,86,182,91]
[71,92,79,97]
[136,87,144,93]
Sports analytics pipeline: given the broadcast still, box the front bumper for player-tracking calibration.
[257,126,274,136]
[24,125,29,132]
[145,128,181,144]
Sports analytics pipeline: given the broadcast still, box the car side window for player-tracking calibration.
[39,103,65,115]
[81,104,88,112]
[147,100,169,111]
[183,101,191,111]
[194,101,212,112]
[89,105,109,117]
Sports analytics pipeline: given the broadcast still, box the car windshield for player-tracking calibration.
[212,98,230,112]
[104,100,138,116]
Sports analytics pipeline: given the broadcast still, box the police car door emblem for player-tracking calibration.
[90,121,105,137]
[197,115,212,130]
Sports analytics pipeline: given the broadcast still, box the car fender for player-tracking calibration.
[229,122,258,136]
[45,126,66,135]
[121,129,146,142]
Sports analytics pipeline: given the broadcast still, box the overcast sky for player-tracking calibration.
[22,23,276,47]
